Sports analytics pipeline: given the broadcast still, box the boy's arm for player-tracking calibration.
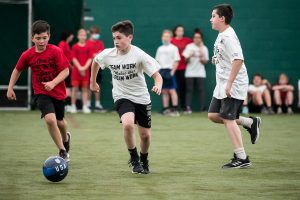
[151,71,162,95]
[42,68,69,91]
[171,61,179,75]
[90,60,101,93]
[226,59,243,97]
[7,68,22,100]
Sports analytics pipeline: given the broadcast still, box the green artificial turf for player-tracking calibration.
[0,111,299,200]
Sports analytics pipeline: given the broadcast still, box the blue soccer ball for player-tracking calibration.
[42,156,68,182]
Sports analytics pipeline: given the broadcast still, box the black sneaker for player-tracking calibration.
[243,116,261,144]
[128,158,143,174]
[59,149,70,162]
[222,155,251,169]
[140,159,150,174]
[63,132,71,153]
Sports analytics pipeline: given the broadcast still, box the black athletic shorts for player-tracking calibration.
[115,98,152,128]
[35,94,65,120]
[208,97,243,120]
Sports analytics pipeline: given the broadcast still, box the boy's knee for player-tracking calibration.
[123,122,134,131]
[44,114,56,125]
[208,113,217,122]
[140,131,151,141]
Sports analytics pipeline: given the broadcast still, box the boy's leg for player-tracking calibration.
[70,86,78,113]
[137,126,151,154]
[169,89,179,114]
[57,119,71,152]
[44,113,65,150]
[121,112,136,150]
[185,78,194,110]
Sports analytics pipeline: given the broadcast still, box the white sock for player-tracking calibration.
[234,148,247,159]
[87,100,91,107]
[95,101,101,107]
[239,116,253,128]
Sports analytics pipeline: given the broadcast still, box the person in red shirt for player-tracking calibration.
[171,25,192,111]
[86,26,106,112]
[7,20,71,161]
[58,31,74,106]
[70,29,93,114]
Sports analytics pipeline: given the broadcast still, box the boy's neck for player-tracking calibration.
[35,45,47,53]
[118,45,131,55]
[219,24,230,33]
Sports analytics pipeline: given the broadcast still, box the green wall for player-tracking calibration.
[85,0,300,111]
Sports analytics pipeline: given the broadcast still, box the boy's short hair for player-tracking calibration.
[172,24,184,37]
[162,29,173,36]
[32,20,50,36]
[213,4,233,24]
[111,20,134,36]
[253,73,263,79]
[89,26,100,34]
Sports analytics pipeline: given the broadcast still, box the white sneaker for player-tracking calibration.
[69,105,77,113]
[83,105,91,114]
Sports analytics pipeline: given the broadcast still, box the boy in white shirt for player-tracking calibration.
[90,20,162,174]
[208,4,261,169]
[155,30,180,116]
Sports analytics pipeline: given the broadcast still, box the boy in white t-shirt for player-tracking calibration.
[208,4,261,169]
[155,30,180,116]
[90,20,162,174]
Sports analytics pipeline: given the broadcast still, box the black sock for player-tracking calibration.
[128,147,139,160]
[172,105,178,111]
[140,152,148,162]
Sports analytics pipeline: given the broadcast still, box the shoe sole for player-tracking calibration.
[254,117,261,144]
[222,162,252,169]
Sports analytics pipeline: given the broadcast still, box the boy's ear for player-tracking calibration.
[220,16,226,23]
[128,34,133,40]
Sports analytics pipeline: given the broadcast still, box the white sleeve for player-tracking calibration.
[173,46,181,61]
[225,37,244,63]
[203,46,209,61]
[94,49,108,69]
[140,50,160,77]
[182,45,190,59]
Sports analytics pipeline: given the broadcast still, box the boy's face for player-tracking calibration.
[193,33,202,44]
[210,9,224,30]
[112,31,132,51]
[77,30,87,43]
[175,27,184,38]
[162,32,171,43]
[253,76,262,86]
[32,32,50,52]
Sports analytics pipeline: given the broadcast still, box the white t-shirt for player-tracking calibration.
[182,43,209,78]
[155,44,180,69]
[94,45,160,104]
[213,26,249,100]
[248,84,267,93]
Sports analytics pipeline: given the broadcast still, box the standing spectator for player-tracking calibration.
[182,28,209,113]
[272,73,294,114]
[171,25,192,111]
[298,79,300,109]
[247,74,274,114]
[155,29,180,116]
[86,26,106,112]
[58,31,74,108]
[70,29,93,114]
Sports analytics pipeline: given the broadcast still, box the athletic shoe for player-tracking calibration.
[277,107,282,114]
[140,159,150,174]
[59,149,70,162]
[128,158,143,174]
[222,156,251,169]
[69,105,77,113]
[83,105,91,114]
[287,107,293,114]
[94,106,107,113]
[243,116,261,144]
[63,132,71,153]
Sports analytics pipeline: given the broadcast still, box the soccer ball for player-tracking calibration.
[42,156,68,182]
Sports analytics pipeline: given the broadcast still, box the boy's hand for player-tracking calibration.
[225,82,232,98]
[90,82,100,93]
[7,88,16,100]
[42,81,56,91]
[212,56,216,65]
[152,85,161,95]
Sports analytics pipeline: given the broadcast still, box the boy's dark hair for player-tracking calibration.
[253,73,263,79]
[213,4,233,24]
[60,31,72,41]
[194,28,203,38]
[89,26,100,34]
[32,20,50,36]
[111,20,134,36]
[172,24,184,37]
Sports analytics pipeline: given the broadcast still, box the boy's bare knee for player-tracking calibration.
[123,122,134,131]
